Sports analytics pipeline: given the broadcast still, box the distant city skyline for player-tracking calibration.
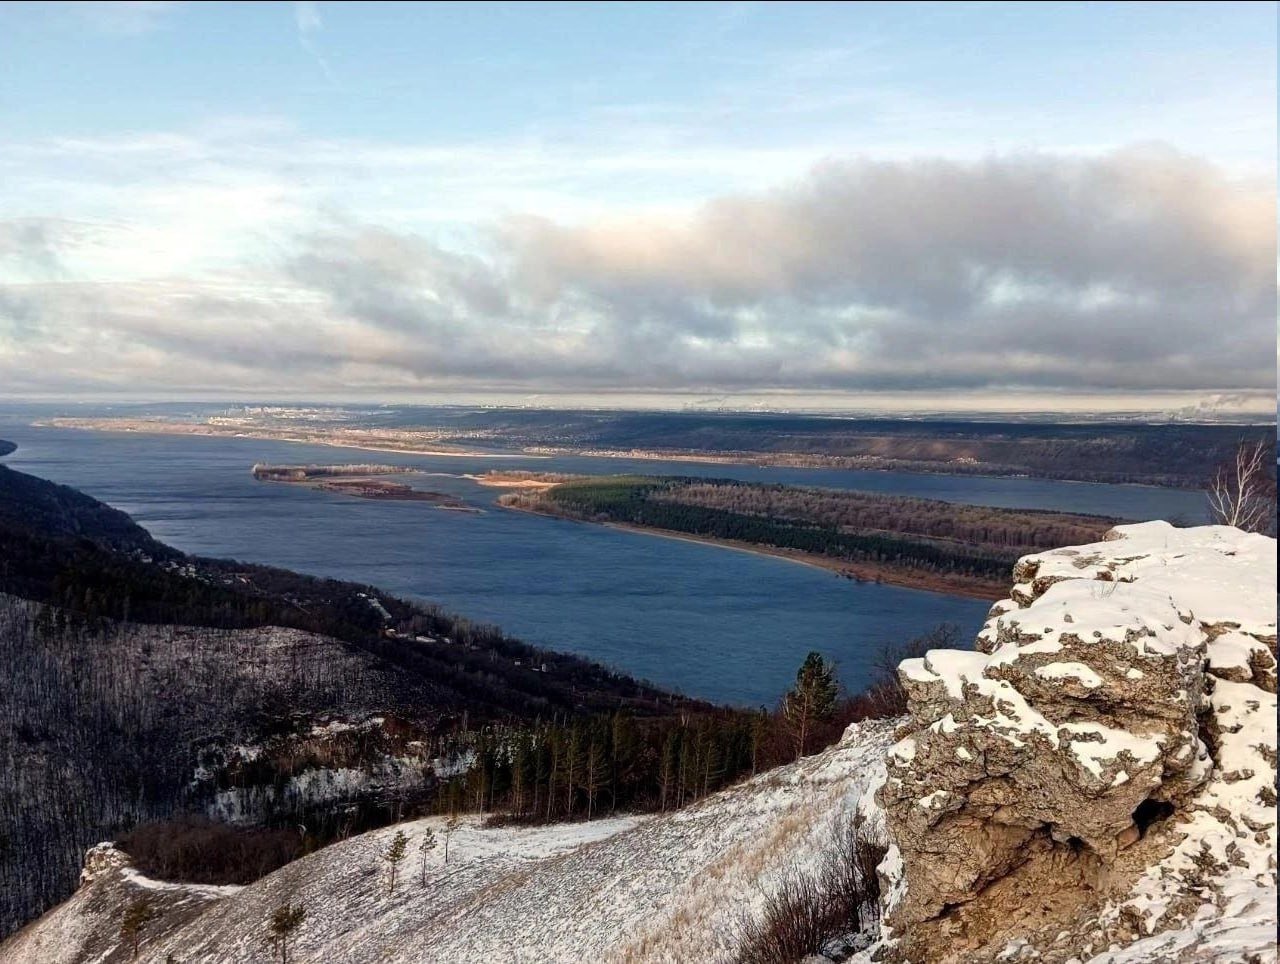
[0,1,1274,414]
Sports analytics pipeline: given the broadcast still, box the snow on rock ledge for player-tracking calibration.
[877,522,1277,963]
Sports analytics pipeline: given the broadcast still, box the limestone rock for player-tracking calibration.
[877,522,1277,963]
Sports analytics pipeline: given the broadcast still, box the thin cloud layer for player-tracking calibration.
[0,146,1273,401]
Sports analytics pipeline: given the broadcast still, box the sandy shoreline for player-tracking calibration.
[467,475,563,489]
[497,502,1004,602]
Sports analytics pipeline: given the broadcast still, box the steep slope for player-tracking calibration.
[0,593,440,944]
[1,719,898,963]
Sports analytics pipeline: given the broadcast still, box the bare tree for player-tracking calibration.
[1207,440,1276,534]
[443,816,459,866]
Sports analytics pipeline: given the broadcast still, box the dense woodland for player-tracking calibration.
[0,588,880,938]
[508,476,1115,589]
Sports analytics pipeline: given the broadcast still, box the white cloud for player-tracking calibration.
[294,1,338,87]
[70,1,179,35]
[1,143,1272,405]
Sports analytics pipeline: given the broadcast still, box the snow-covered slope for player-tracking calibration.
[1,720,898,964]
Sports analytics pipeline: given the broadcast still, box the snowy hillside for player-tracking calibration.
[1,719,898,963]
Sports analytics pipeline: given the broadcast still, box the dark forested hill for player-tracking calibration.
[0,461,686,719]
[0,460,171,557]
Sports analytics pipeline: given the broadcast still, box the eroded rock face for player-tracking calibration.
[79,842,128,886]
[877,522,1277,963]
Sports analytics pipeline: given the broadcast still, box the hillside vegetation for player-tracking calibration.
[6,523,1273,964]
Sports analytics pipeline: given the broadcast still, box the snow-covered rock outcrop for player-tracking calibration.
[878,522,1277,963]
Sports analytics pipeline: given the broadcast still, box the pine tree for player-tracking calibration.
[443,815,459,865]
[120,896,158,959]
[417,828,437,886]
[384,830,408,893]
[783,651,838,759]
[267,903,306,964]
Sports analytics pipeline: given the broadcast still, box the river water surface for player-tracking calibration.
[0,421,1207,705]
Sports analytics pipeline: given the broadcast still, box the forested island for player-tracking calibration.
[499,476,1118,599]
[252,463,466,505]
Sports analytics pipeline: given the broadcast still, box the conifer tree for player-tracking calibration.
[267,903,306,964]
[120,896,158,959]
[783,652,838,759]
[384,830,408,893]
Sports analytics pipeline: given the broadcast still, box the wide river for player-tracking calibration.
[0,422,1209,706]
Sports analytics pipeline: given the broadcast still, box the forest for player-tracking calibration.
[504,476,1116,595]
[0,586,896,939]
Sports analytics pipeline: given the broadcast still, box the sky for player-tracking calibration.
[0,1,1275,413]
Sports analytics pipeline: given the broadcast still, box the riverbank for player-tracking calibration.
[520,445,1206,490]
[40,418,528,460]
[498,500,1005,601]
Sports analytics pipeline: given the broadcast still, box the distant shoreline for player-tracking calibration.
[498,501,1005,602]
[38,418,531,460]
[523,446,1204,492]
[34,418,1209,491]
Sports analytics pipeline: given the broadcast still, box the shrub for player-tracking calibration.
[735,811,887,964]
[118,816,302,885]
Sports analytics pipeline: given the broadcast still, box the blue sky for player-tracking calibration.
[0,2,1274,410]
